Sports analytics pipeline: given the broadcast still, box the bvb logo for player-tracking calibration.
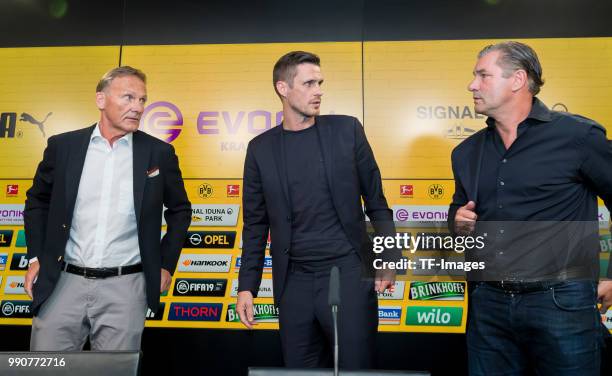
[428,184,444,199]
[198,183,213,198]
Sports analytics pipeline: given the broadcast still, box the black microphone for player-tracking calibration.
[329,266,340,376]
[328,266,341,306]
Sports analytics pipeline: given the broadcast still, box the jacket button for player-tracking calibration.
[284,248,289,254]
[61,224,68,229]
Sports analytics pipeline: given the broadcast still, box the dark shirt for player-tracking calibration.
[473,98,612,279]
[282,124,354,263]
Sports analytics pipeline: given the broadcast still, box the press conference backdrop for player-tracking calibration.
[0,38,611,334]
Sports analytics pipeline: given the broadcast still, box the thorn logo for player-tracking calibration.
[183,259,192,266]
[140,101,183,143]
[20,112,52,138]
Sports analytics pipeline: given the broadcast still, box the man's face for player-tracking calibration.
[97,75,147,134]
[468,50,515,117]
[283,63,323,117]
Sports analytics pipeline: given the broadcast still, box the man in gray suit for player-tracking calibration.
[24,66,191,350]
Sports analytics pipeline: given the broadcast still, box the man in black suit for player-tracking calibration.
[448,41,612,375]
[24,66,191,351]
[236,51,395,368]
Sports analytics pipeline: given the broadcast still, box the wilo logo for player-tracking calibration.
[405,306,463,326]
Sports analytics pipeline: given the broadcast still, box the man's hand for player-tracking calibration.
[598,280,612,313]
[24,260,40,299]
[236,290,256,329]
[375,268,396,293]
[160,268,172,293]
[455,201,477,235]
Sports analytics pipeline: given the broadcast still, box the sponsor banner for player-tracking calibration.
[600,207,610,230]
[230,278,274,298]
[15,230,26,247]
[0,204,24,225]
[183,231,236,249]
[10,253,28,271]
[168,302,223,321]
[226,303,279,323]
[405,306,463,327]
[0,300,32,318]
[376,281,406,300]
[378,306,402,325]
[601,234,612,253]
[146,303,165,321]
[0,230,13,247]
[392,205,448,227]
[173,278,227,297]
[235,256,272,273]
[164,204,240,227]
[0,253,6,271]
[409,281,466,301]
[4,276,26,295]
[190,204,240,227]
[177,254,232,273]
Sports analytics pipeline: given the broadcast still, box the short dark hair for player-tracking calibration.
[478,41,544,95]
[96,66,146,92]
[273,51,320,95]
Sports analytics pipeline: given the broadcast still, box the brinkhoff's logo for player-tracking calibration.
[1,112,52,138]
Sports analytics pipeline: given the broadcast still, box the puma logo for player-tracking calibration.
[19,112,52,137]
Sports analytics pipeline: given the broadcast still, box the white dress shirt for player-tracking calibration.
[63,124,141,268]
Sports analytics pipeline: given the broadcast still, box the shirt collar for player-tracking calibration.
[90,123,133,147]
[486,97,553,129]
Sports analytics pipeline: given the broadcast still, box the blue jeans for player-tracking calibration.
[467,281,603,376]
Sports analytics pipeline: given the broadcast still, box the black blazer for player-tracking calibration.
[238,115,394,306]
[24,125,191,315]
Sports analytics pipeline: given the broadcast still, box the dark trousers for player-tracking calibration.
[467,281,604,376]
[278,254,378,369]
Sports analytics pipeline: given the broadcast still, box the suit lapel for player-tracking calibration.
[315,116,335,195]
[65,125,96,218]
[273,127,291,208]
[132,131,151,223]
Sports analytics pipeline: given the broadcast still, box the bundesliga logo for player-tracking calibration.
[5,185,18,197]
[226,185,240,197]
[400,185,413,198]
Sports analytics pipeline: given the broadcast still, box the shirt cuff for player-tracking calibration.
[28,257,39,265]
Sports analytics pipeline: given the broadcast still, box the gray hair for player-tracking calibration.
[478,41,544,95]
[96,66,146,92]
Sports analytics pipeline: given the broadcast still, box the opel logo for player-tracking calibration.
[189,233,202,245]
